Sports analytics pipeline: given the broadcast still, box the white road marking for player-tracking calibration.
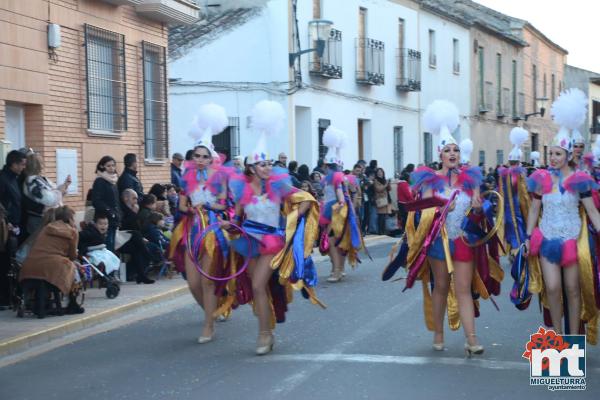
[266,295,421,396]
[252,352,600,373]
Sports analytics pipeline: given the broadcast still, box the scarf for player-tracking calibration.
[97,171,118,185]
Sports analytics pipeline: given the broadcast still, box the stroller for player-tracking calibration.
[79,255,121,299]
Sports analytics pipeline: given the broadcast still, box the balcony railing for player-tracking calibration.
[355,37,385,85]
[396,48,421,92]
[135,0,200,25]
[590,124,600,135]
[309,28,343,79]
[498,87,510,118]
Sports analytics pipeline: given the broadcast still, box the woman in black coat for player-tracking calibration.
[91,156,120,251]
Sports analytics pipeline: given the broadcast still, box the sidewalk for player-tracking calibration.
[0,234,395,360]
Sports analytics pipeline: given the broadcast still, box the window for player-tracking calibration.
[424,132,432,165]
[543,145,548,165]
[5,104,25,151]
[393,126,404,176]
[479,150,485,166]
[531,132,539,152]
[496,150,504,165]
[213,117,240,161]
[84,24,127,132]
[428,29,436,67]
[318,118,331,160]
[551,74,556,102]
[532,64,537,112]
[452,38,459,74]
[543,73,547,99]
[512,60,517,117]
[142,41,168,160]
[478,47,485,110]
[398,18,405,50]
[496,53,502,115]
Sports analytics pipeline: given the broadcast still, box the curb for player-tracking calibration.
[0,235,395,359]
[0,284,188,359]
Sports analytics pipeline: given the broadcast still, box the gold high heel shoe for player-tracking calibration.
[256,331,275,355]
[432,331,444,351]
[464,334,484,357]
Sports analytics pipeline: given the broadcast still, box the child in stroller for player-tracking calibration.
[78,211,120,298]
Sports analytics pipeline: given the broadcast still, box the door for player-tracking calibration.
[358,119,364,161]
[5,104,25,151]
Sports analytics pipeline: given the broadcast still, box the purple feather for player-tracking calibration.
[527,169,552,194]
[563,171,599,194]
[410,167,445,193]
[458,166,483,192]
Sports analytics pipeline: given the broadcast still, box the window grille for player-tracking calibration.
[142,41,168,159]
[84,24,127,132]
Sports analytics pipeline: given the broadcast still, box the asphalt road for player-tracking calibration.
[1,243,598,400]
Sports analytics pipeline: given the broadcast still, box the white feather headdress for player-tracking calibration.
[189,103,228,156]
[508,127,529,162]
[248,100,285,164]
[323,126,344,165]
[530,151,540,167]
[550,88,588,152]
[423,100,460,153]
[459,139,473,164]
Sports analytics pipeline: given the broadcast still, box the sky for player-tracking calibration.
[475,0,599,72]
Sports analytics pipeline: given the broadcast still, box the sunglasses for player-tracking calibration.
[573,145,585,149]
[193,153,211,159]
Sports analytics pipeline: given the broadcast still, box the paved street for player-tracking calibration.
[0,242,598,400]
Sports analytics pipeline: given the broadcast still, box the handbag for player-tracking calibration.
[114,229,132,251]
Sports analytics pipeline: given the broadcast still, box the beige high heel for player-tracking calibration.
[464,334,484,357]
[197,327,215,344]
[432,331,444,351]
[327,269,343,283]
[256,331,275,355]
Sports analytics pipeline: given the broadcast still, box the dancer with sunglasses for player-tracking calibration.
[168,103,232,344]
[318,126,364,282]
[524,89,600,344]
[390,100,503,356]
[226,100,322,355]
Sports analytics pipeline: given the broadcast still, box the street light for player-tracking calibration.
[524,97,549,121]
[289,19,333,67]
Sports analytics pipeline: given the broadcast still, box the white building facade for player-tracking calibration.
[169,0,471,174]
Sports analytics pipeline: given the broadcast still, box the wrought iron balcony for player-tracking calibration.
[309,28,343,79]
[396,48,421,92]
[135,0,200,25]
[512,92,526,120]
[355,37,385,85]
[590,124,600,135]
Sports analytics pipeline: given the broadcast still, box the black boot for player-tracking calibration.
[65,294,84,314]
[136,275,155,284]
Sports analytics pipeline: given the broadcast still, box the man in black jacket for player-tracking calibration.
[0,150,27,308]
[117,153,144,203]
[170,153,184,189]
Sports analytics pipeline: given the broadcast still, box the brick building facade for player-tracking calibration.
[0,0,198,216]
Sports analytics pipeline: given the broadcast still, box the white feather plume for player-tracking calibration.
[530,151,540,161]
[551,88,588,131]
[338,129,348,149]
[323,126,343,148]
[250,100,285,137]
[459,139,473,163]
[189,103,228,140]
[510,127,529,146]
[423,100,460,136]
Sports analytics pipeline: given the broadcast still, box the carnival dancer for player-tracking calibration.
[525,88,600,343]
[168,103,232,344]
[385,100,504,356]
[498,127,530,255]
[318,127,365,283]
[571,129,587,171]
[227,100,323,355]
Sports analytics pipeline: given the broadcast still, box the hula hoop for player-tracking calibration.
[184,213,250,281]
